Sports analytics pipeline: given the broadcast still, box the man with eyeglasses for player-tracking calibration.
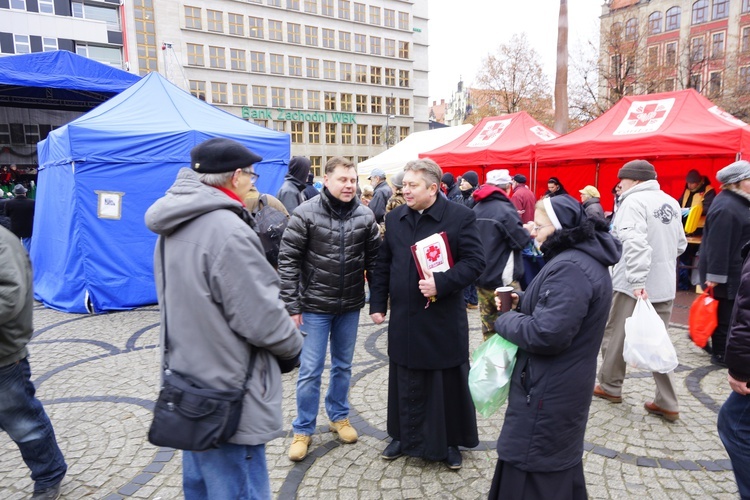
[145,138,304,498]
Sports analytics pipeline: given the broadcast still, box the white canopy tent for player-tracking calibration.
[358,124,473,177]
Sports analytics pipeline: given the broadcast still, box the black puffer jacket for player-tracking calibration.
[726,243,750,382]
[278,189,380,315]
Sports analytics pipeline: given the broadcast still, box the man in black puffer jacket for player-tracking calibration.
[279,156,380,462]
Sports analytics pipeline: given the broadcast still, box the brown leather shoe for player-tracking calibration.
[593,385,622,403]
[644,401,679,422]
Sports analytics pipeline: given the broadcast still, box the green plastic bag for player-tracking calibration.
[469,335,518,418]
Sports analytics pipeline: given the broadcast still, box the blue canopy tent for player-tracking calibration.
[0,50,141,110]
[34,72,291,313]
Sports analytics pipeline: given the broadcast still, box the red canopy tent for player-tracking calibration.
[534,89,750,210]
[419,112,559,183]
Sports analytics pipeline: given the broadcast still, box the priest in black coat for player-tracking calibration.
[369,158,485,470]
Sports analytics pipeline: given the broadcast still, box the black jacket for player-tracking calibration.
[276,157,311,215]
[726,243,750,382]
[369,194,485,370]
[369,180,393,224]
[472,185,529,288]
[493,218,622,471]
[457,187,476,208]
[444,182,461,202]
[4,196,35,238]
[699,189,750,300]
[278,189,380,315]
[582,197,605,220]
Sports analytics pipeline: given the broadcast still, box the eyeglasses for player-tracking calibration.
[532,223,552,232]
[241,169,260,183]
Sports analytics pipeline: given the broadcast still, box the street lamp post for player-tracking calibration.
[385,114,395,149]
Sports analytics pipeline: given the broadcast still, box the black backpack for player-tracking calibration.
[251,194,288,268]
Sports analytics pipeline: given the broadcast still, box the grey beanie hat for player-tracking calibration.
[618,160,657,181]
[716,160,750,185]
[390,171,405,189]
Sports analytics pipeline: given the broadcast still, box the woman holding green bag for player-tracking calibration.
[488,195,621,500]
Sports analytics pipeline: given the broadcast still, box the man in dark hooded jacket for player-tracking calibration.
[302,172,319,201]
[441,173,461,202]
[277,157,311,214]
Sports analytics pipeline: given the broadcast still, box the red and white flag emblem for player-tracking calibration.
[614,98,675,135]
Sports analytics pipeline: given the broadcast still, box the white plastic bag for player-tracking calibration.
[623,298,678,373]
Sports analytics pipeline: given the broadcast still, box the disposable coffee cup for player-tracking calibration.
[495,286,514,313]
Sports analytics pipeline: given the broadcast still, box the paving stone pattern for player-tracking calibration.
[0,302,739,499]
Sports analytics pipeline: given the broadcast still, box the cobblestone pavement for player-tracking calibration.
[0,301,739,499]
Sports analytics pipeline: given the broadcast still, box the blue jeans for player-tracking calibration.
[183,443,270,499]
[293,310,360,435]
[718,391,750,499]
[0,358,67,491]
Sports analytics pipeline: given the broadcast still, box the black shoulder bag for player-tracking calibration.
[147,237,257,451]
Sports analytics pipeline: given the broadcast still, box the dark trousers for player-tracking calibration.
[718,391,750,499]
[711,298,735,359]
[464,284,477,306]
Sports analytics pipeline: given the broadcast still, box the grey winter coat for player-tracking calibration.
[277,157,311,215]
[582,197,605,220]
[145,168,304,446]
[278,189,381,315]
[0,226,34,367]
[369,180,393,223]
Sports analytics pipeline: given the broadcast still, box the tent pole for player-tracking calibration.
[595,161,600,189]
[531,160,536,194]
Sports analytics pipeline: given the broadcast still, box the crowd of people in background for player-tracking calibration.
[4,138,750,499]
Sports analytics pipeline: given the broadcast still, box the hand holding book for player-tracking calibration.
[411,232,453,308]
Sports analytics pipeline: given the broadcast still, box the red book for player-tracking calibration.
[410,232,454,279]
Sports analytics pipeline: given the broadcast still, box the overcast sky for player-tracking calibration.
[427,1,605,104]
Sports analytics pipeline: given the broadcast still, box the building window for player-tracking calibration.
[209,46,226,69]
[305,0,317,13]
[251,51,265,72]
[340,62,352,81]
[320,28,334,48]
[272,87,285,107]
[289,56,302,76]
[356,94,367,112]
[709,71,722,96]
[385,39,396,57]
[288,23,301,43]
[370,37,381,55]
[185,6,202,29]
[322,0,333,16]
[691,37,705,62]
[268,0,281,6]
[207,10,223,32]
[134,0,157,75]
[625,18,637,40]
[228,13,244,35]
[648,46,658,67]
[308,90,320,109]
[400,126,409,141]
[385,68,395,86]
[24,125,39,145]
[372,125,382,145]
[664,78,676,92]
[306,58,320,78]
[326,123,337,144]
[270,53,283,73]
[399,70,410,87]
[9,0,25,9]
[743,27,750,53]
[665,42,677,65]
[357,125,367,145]
[42,37,58,51]
[187,44,204,66]
[370,66,382,85]
[666,7,681,31]
[384,8,394,28]
[233,84,248,105]
[0,124,10,145]
[305,25,318,46]
[338,0,350,19]
[744,0,750,13]
[38,0,54,13]
[385,96,396,115]
[249,17,263,38]
[371,95,382,113]
[354,2,365,22]
[692,0,708,25]
[269,20,282,40]
[252,85,267,106]
[291,122,303,143]
[370,5,381,25]
[690,73,702,91]
[356,64,367,83]
[72,2,120,30]
[711,32,725,58]
[324,60,336,80]
[13,34,30,54]
[740,66,750,92]
[355,34,366,53]
[648,12,662,34]
[190,80,206,100]
[713,0,728,20]
[341,124,352,144]
[290,89,303,108]
[231,49,246,70]
[274,121,286,132]
[399,41,409,59]
[339,31,351,50]
[399,98,410,116]
[287,0,300,10]
[309,123,321,144]
[212,82,227,104]
[341,93,352,112]
[398,11,409,30]
[325,92,337,111]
